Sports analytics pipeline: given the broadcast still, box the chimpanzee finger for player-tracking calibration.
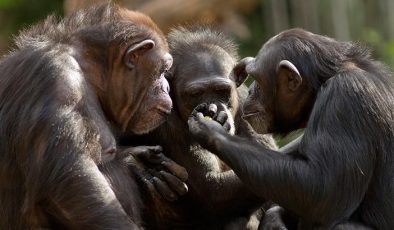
[192,103,208,115]
[216,111,228,125]
[134,146,165,164]
[141,178,158,197]
[195,112,205,121]
[160,171,189,195]
[121,145,158,158]
[131,159,155,181]
[148,147,166,164]
[152,176,177,201]
[223,122,232,132]
[162,161,188,182]
[139,153,162,166]
[207,103,217,118]
[146,145,163,154]
[188,116,200,133]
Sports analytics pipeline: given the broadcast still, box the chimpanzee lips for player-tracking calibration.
[157,106,172,116]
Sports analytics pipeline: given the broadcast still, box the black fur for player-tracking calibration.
[189,28,394,229]
[0,3,171,229]
[123,26,277,229]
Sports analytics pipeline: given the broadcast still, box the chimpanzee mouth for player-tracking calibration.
[157,106,172,117]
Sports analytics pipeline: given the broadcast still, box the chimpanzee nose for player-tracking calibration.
[163,53,173,71]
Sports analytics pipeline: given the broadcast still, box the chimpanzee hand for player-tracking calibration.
[188,103,229,150]
[194,103,234,133]
[121,146,189,201]
[259,206,288,230]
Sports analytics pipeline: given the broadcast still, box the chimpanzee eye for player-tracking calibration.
[214,84,232,96]
[215,88,230,95]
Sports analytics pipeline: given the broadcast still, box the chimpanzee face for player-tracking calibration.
[171,48,238,125]
[89,11,174,135]
[236,39,315,135]
[117,35,173,134]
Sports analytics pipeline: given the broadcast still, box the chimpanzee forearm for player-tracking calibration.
[192,27,393,229]
[181,146,263,214]
[204,131,373,224]
[45,155,138,229]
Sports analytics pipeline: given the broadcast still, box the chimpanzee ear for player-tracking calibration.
[123,39,155,69]
[230,57,255,88]
[276,60,302,91]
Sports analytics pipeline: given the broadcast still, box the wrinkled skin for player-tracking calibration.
[122,26,277,230]
[0,4,186,229]
[188,29,393,229]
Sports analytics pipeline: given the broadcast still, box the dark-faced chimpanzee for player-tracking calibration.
[0,4,188,229]
[188,28,394,229]
[122,26,278,229]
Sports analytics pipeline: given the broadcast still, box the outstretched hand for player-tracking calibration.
[188,103,230,150]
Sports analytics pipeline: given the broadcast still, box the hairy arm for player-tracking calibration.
[23,109,138,229]
[182,145,262,214]
[188,77,376,224]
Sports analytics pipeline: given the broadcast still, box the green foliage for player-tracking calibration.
[0,0,63,52]
[0,0,20,8]
[237,5,268,58]
[384,41,394,69]
[275,129,304,148]
[363,28,394,70]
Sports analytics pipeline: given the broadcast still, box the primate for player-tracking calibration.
[188,28,393,229]
[0,4,187,229]
[123,26,277,229]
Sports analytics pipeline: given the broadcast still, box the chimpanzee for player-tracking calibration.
[188,28,394,229]
[0,4,187,229]
[122,26,278,229]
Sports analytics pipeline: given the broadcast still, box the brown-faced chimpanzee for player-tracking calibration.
[188,28,394,229]
[122,26,278,229]
[0,4,188,229]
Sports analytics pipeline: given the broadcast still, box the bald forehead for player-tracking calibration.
[177,48,235,79]
[116,8,167,46]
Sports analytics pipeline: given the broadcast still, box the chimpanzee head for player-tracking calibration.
[73,6,173,135]
[167,26,240,133]
[232,28,347,134]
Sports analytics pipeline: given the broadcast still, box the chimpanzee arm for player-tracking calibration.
[188,75,376,225]
[46,155,137,229]
[23,113,138,229]
[234,111,278,150]
[182,105,265,213]
[189,119,373,224]
[176,144,262,214]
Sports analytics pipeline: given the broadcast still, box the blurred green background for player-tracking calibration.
[1,0,394,67]
[0,0,393,145]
